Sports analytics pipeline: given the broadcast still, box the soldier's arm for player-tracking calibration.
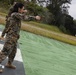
[11,12,39,21]
[1,29,6,37]
[22,10,41,21]
[22,10,36,21]
[0,25,7,40]
[22,14,36,21]
[1,21,9,37]
[11,12,41,22]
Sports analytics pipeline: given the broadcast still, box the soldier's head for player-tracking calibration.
[12,3,25,13]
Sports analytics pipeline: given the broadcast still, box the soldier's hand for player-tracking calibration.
[23,10,28,13]
[0,37,5,40]
[35,16,41,20]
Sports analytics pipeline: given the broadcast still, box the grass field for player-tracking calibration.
[24,21,62,33]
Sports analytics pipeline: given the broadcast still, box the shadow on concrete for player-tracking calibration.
[1,59,26,75]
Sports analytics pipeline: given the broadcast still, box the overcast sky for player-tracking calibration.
[69,0,76,19]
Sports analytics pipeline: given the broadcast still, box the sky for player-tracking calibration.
[69,0,76,19]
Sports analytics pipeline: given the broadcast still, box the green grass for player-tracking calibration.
[19,30,76,75]
[24,21,62,33]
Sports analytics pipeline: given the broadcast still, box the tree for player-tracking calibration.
[46,0,72,26]
[64,15,76,35]
[34,0,72,26]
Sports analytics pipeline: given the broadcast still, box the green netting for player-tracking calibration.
[19,30,76,75]
[0,24,76,75]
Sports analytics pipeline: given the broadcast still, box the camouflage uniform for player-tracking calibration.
[0,12,35,64]
[1,5,16,64]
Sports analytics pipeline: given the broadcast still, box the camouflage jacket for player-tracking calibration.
[1,10,35,37]
[6,12,35,39]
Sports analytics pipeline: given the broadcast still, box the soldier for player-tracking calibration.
[0,2,40,73]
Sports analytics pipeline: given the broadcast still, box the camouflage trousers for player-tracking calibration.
[0,34,18,64]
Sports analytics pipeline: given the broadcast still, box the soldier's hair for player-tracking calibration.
[12,2,24,13]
